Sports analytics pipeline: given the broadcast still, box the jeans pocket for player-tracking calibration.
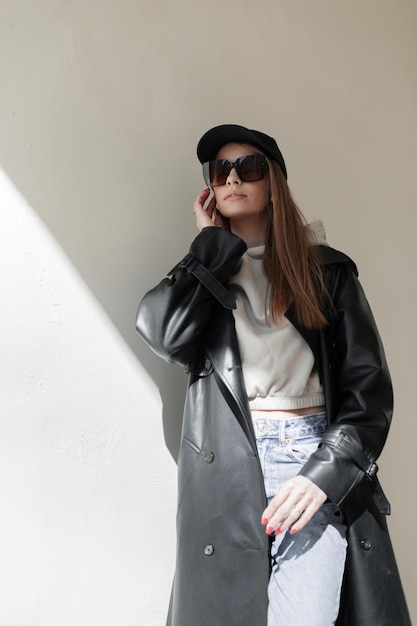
[288,435,322,464]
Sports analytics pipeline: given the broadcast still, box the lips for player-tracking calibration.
[224,192,246,200]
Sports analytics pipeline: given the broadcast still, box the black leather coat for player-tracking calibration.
[136,227,410,626]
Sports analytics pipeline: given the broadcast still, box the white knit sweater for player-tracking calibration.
[228,220,328,411]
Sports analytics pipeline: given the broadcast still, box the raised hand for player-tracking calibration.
[193,188,226,231]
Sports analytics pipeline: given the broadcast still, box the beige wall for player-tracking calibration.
[1,0,416,623]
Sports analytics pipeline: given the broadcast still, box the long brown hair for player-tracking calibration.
[263,158,328,329]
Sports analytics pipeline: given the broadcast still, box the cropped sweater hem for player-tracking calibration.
[249,392,326,411]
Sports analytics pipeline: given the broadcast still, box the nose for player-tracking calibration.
[226,166,242,185]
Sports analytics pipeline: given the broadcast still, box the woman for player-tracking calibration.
[136,124,410,625]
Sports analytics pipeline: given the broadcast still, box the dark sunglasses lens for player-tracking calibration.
[237,155,266,181]
[202,161,229,187]
[209,160,231,186]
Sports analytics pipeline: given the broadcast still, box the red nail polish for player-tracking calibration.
[261,517,268,525]
[266,526,274,535]
[275,528,282,535]
[289,528,297,535]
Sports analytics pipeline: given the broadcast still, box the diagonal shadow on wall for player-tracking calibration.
[0,116,205,462]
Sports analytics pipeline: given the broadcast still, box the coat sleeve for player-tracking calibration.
[299,263,393,510]
[135,227,247,368]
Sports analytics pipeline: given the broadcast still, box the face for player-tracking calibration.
[212,143,269,227]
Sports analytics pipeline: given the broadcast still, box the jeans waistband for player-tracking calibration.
[253,411,327,439]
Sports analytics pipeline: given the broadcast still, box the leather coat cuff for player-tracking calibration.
[169,253,236,309]
[168,228,247,310]
[299,434,391,514]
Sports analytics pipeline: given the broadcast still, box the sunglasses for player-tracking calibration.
[202,154,268,188]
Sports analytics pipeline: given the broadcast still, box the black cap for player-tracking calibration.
[197,124,287,179]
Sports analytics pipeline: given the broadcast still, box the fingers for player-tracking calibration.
[193,188,224,231]
[204,194,217,220]
[193,188,212,231]
[261,476,327,536]
[194,187,212,210]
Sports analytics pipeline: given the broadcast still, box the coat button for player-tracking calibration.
[204,452,214,463]
[204,544,214,556]
[360,539,371,550]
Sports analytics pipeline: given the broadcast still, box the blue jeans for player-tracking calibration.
[254,413,347,626]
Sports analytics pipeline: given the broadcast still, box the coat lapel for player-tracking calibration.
[203,306,258,455]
